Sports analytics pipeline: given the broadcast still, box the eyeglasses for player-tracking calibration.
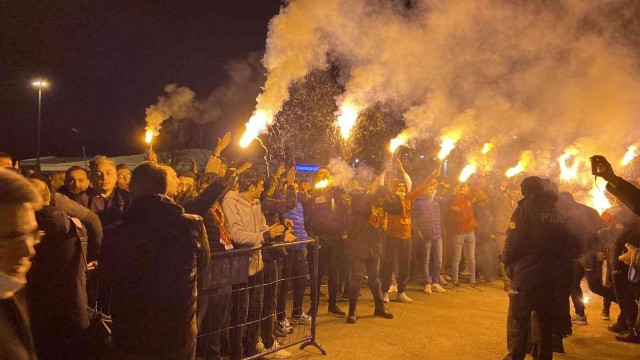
[0,230,45,249]
[117,174,131,180]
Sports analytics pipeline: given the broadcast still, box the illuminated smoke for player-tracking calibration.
[250,0,640,177]
[144,84,197,137]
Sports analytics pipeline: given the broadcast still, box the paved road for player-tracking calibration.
[286,281,639,360]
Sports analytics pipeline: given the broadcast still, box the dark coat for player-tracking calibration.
[0,291,36,360]
[82,187,130,228]
[51,192,103,262]
[305,187,348,237]
[28,205,89,357]
[345,188,394,259]
[99,195,209,356]
[501,190,575,292]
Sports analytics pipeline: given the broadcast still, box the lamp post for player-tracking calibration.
[32,80,48,170]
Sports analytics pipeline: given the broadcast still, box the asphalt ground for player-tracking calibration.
[287,280,640,360]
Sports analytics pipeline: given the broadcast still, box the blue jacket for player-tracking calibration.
[284,198,308,251]
[412,194,442,241]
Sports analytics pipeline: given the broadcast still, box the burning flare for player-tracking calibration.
[621,145,638,166]
[505,151,533,178]
[240,109,273,148]
[438,139,457,160]
[505,162,524,178]
[389,134,409,153]
[458,164,477,183]
[558,150,580,181]
[590,177,612,214]
[481,143,493,155]
[315,179,330,189]
[145,130,155,144]
[336,101,359,140]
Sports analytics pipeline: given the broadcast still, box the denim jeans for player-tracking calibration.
[197,285,232,360]
[452,231,476,283]
[423,237,443,285]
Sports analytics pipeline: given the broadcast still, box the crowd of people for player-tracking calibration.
[1,136,640,360]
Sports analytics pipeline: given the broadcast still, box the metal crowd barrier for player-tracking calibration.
[196,238,327,360]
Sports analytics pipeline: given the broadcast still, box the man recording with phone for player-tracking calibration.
[590,155,640,344]
[590,155,640,217]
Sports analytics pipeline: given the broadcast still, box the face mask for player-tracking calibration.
[0,271,27,300]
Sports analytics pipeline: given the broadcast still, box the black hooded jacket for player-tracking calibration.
[99,194,209,355]
[27,206,89,354]
[501,190,575,292]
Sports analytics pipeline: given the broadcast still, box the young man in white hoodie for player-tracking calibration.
[222,170,293,359]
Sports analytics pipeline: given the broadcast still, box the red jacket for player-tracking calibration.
[451,193,478,235]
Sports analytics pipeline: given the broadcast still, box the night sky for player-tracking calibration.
[1,1,282,160]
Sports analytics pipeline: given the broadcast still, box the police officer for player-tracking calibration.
[501,176,574,360]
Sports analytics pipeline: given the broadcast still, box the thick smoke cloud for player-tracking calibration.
[257,0,640,178]
[144,53,264,133]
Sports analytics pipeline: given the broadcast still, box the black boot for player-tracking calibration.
[616,330,640,343]
[328,303,346,317]
[552,335,564,353]
[347,303,357,324]
[374,298,394,319]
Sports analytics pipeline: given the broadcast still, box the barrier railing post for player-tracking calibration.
[299,237,327,355]
[198,239,326,360]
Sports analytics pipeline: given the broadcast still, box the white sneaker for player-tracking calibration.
[389,284,398,293]
[423,284,433,294]
[264,346,292,359]
[396,292,413,303]
[382,292,390,303]
[571,314,588,325]
[432,283,447,293]
[291,313,312,325]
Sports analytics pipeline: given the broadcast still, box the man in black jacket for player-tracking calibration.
[591,155,640,217]
[501,176,575,360]
[27,179,90,359]
[85,155,130,228]
[306,168,349,317]
[0,168,41,360]
[344,180,394,324]
[183,171,237,360]
[99,161,210,359]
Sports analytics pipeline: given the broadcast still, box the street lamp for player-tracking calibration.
[32,80,48,170]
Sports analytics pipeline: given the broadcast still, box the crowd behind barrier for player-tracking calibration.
[1,146,640,360]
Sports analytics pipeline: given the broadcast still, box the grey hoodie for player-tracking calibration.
[222,190,268,275]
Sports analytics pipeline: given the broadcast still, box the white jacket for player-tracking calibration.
[222,191,268,275]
